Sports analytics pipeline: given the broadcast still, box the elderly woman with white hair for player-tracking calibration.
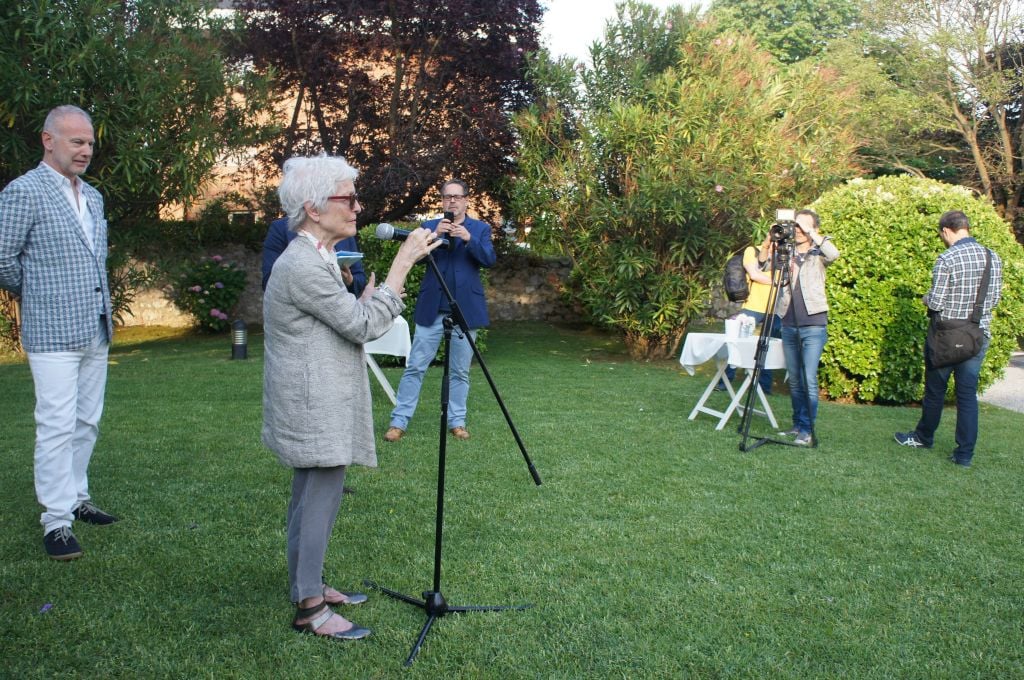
[263,155,441,642]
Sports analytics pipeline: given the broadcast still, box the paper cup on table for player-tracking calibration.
[724,319,740,338]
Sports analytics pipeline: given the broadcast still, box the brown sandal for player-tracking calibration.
[292,600,371,641]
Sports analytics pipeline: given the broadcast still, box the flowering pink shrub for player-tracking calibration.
[169,255,247,332]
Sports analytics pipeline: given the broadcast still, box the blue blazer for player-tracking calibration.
[0,164,112,352]
[414,216,496,329]
[261,217,366,295]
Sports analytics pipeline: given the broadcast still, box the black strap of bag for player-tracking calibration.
[968,250,992,324]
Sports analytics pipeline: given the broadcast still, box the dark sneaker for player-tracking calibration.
[949,455,972,467]
[44,526,83,561]
[894,432,930,448]
[73,501,119,525]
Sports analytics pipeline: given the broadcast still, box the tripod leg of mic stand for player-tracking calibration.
[363,579,425,608]
[406,615,439,667]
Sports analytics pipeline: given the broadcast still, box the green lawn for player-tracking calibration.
[1,321,1021,678]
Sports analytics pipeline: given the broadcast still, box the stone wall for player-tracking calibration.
[121,249,580,328]
[486,253,579,322]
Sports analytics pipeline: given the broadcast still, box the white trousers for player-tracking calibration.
[27,329,109,534]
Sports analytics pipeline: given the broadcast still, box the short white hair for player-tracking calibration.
[278,155,360,231]
[43,105,92,134]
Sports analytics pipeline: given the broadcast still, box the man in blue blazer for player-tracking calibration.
[0,105,118,561]
[384,179,497,442]
[261,216,366,295]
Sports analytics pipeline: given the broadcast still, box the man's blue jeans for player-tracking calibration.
[781,325,827,435]
[915,336,989,464]
[389,314,476,431]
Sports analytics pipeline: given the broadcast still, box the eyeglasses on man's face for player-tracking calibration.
[327,194,360,209]
[442,194,467,201]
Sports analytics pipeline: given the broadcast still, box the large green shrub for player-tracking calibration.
[814,176,1024,403]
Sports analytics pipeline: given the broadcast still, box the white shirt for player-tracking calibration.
[41,162,96,251]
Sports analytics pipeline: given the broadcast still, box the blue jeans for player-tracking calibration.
[389,315,476,430]
[725,311,781,393]
[915,336,989,464]
[781,325,827,435]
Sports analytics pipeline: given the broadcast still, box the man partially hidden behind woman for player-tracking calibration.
[262,155,442,641]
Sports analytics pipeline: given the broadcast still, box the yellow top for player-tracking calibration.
[741,246,773,316]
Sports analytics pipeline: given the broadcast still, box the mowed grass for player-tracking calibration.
[0,321,1021,678]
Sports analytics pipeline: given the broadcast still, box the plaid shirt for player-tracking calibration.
[923,237,1003,335]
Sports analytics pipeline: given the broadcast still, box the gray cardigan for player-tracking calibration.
[262,236,404,469]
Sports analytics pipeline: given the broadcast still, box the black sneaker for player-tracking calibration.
[44,526,83,561]
[894,432,931,448]
[73,501,119,525]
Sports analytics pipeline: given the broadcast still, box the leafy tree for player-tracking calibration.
[510,7,860,359]
[0,0,271,224]
[582,1,699,111]
[231,0,542,225]
[708,0,861,63]
[856,0,1024,237]
[819,37,964,182]
[812,175,1024,403]
[703,0,965,182]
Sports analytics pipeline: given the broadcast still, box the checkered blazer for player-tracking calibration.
[0,163,112,352]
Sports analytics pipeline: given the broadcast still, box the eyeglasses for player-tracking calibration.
[326,194,360,208]
[442,194,467,201]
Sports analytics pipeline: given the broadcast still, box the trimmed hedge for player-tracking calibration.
[814,176,1024,404]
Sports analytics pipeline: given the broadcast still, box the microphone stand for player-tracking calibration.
[365,250,542,667]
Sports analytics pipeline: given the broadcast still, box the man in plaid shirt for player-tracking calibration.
[0,105,119,560]
[894,210,1004,466]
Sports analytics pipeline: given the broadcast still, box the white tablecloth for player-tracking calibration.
[679,332,786,374]
[679,332,786,430]
[364,316,411,404]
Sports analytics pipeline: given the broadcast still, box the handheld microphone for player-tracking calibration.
[375,222,452,249]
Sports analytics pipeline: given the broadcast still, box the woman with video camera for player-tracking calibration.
[776,209,840,446]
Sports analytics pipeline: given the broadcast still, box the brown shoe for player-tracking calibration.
[449,426,470,440]
[383,426,404,442]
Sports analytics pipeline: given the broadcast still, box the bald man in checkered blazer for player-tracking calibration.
[0,105,119,561]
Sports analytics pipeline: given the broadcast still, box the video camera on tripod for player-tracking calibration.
[769,208,798,248]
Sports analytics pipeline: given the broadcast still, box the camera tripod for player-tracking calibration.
[737,239,818,452]
[365,250,542,666]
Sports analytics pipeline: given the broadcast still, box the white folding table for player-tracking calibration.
[364,316,412,405]
[679,332,786,430]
